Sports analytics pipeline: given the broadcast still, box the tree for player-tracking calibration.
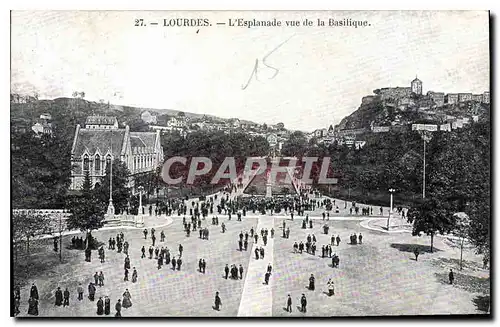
[177,111,185,117]
[135,168,162,201]
[281,131,307,157]
[127,117,150,132]
[424,123,490,257]
[12,210,51,261]
[11,128,71,208]
[308,136,318,146]
[96,159,131,213]
[66,171,106,249]
[409,197,455,252]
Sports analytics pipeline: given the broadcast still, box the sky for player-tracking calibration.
[11,11,489,132]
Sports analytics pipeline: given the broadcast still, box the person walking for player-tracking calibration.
[239,264,244,279]
[309,274,315,291]
[77,283,84,301]
[122,289,132,308]
[88,282,96,301]
[300,294,307,313]
[264,271,271,285]
[214,291,222,311]
[96,297,104,315]
[54,287,63,306]
[104,296,111,315]
[132,267,138,283]
[115,299,122,317]
[98,271,105,287]
[63,288,70,307]
[286,294,292,312]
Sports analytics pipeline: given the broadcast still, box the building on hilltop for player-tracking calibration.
[85,115,119,129]
[427,91,445,107]
[361,95,377,105]
[312,128,328,138]
[439,123,452,132]
[411,76,423,95]
[371,126,391,133]
[458,93,473,102]
[471,94,483,102]
[40,113,52,121]
[445,93,459,105]
[482,91,490,104]
[31,112,53,136]
[31,122,52,136]
[327,125,335,136]
[375,87,412,100]
[167,116,187,128]
[70,116,164,191]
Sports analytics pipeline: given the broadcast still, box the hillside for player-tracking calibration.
[335,94,489,131]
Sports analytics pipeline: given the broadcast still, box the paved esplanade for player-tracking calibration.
[237,216,275,317]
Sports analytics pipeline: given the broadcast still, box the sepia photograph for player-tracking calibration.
[10,10,491,318]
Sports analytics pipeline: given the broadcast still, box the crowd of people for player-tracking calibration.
[14,183,428,318]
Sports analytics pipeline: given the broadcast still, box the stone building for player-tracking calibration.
[427,91,445,107]
[445,93,459,105]
[85,115,119,129]
[376,87,412,100]
[482,91,490,104]
[472,94,483,102]
[70,116,164,190]
[458,93,473,102]
[411,76,423,95]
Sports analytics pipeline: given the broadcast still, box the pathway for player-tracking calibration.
[237,217,275,317]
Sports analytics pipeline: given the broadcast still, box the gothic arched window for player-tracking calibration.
[95,154,101,172]
[83,155,90,172]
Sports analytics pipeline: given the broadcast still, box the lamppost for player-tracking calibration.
[107,142,115,217]
[138,186,144,215]
[387,188,395,230]
[419,130,433,199]
[58,212,63,262]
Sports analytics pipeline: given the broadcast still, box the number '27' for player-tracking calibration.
[135,19,144,26]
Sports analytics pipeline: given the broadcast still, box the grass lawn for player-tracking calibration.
[271,218,489,316]
[14,217,255,317]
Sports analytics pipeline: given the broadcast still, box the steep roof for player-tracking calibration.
[130,132,157,148]
[130,136,146,148]
[73,129,125,158]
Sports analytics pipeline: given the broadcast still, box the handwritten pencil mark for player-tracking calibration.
[241,35,294,90]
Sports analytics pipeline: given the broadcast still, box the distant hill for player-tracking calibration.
[10,96,258,127]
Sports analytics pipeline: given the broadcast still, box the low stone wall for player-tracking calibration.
[104,214,145,228]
